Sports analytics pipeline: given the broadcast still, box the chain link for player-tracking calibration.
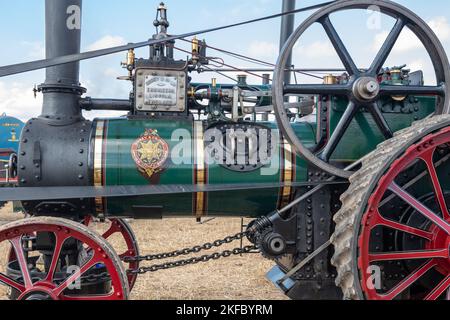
[129,245,257,275]
[123,230,259,275]
[123,230,251,263]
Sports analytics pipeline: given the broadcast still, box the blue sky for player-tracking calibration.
[1,0,450,120]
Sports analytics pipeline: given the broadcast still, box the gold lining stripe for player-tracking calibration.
[282,141,293,198]
[94,120,106,215]
[193,121,207,218]
[278,138,296,209]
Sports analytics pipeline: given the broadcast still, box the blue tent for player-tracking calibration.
[0,113,24,163]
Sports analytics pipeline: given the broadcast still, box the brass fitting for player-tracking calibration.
[323,74,337,85]
[192,37,199,54]
[188,86,196,98]
[192,37,200,64]
[121,49,135,71]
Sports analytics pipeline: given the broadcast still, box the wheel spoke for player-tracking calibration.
[373,210,433,241]
[9,237,33,289]
[380,85,445,96]
[369,248,448,262]
[52,252,99,297]
[420,149,450,220]
[283,84,349,95]
[389,182,450,235]
[320,16,359,75]
[368,102,394,139]
[102,222,119,239]
[424,275,450,300]
[382,259,437,300]
[369,19,405,74]
[0,272,25,293]
[44,233,69,282]
[320,101,358,161]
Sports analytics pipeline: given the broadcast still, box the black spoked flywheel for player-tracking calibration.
[272,0,450,179]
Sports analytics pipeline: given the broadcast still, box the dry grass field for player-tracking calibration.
[0,203,287,300]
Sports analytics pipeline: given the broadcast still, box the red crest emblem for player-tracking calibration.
[131,129,169,179]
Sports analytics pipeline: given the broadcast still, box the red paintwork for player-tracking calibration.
[0,149,14,158]
[83,217,139,290]
[0,178,17,184]
[358,127,450,300]
[0,220,127,300]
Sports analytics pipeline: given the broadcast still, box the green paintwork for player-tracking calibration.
[328,96,436,162]
[99,92,436,218]
[103,119,194,217]
[101,118,315,218]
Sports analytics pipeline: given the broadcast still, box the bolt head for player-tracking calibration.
[365,80,379,94]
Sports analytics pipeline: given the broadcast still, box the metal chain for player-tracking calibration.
[128,245,257,275]
[123,230,259,275]
[123,230,251,263]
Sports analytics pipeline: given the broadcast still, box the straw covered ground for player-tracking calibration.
[0,203,287,300]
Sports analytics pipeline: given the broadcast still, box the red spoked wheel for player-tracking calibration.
[83,217,139,290]
[332,115,450,300]
[0,217,129,300]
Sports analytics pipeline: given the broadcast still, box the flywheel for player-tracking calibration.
[332,115,450,300]
[273,0,450,178]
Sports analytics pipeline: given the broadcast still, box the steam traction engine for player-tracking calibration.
[0,0,450,300]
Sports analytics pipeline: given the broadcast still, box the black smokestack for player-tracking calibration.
[279,0,296,85]
[40,0,85,121]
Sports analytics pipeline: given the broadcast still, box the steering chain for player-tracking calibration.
[123,230,258,275]
[122,217,273,275]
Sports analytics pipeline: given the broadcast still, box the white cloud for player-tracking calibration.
[86,35,126,51]
[247,41,278,61]
[103,68,120,77]
[20,41,45,60]
[247,40,336,64]
[294,41,336,58]
[429,16,450,41]
[0,81,42,121]
[407,59,425,72]
[373,16,450,53]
